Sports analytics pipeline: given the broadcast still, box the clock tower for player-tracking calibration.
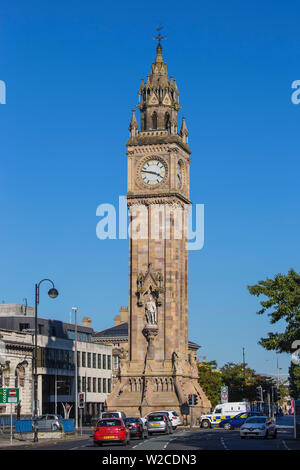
[106,39,211,419]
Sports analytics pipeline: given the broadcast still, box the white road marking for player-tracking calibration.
[282,440,291,451]
[220,437,229,450]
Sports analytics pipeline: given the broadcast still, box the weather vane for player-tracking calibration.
[152,25,167,46]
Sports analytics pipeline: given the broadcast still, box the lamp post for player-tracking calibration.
[72,306,78,430]
[33,279,58,442]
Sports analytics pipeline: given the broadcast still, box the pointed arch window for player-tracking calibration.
[165,112,170,130]
[152,112,157,130]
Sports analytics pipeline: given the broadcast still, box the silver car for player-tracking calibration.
[34,414,63,431]
[145,413,173,435]
[240,416,277,439]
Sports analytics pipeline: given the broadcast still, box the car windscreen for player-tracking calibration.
[101,413,119,418]
[245,417,267,423]
[124,418,139,423]
[148,415,165,422]
[97,419,122,427]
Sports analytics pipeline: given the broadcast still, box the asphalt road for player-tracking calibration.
[12,416,298,452]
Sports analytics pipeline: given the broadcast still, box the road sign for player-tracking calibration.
[221,386,228,403]
[0,388,19,404]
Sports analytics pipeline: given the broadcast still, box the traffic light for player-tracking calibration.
[78,392,85,408]
[194,394,198,405]
[256,386,263,402]
[188,394,194,406]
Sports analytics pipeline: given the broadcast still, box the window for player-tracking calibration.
[77,351,80,367]
[93,377,96,393]
[38,324,44,334]
[103,378,107,393]
[165,112,170,129]
[103,355,107,369]
[87,377,91,392]
[87,353,91,368]
[19,323,29,332]
[78,376,81,392]
[98,354,102,369]
[93,353,96,368]
[108,379,112,393]
[82,352,86,367]
[113,355,119,371]
[152,112,157,130]
[82,376,86,392]
[98,378,102,393]
[107,356,111,370]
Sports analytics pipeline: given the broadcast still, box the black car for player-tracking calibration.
[123,417,148,439]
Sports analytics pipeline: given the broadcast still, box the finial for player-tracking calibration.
[152,25,167,48]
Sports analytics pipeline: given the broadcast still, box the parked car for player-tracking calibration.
[93,418,130,446]
[123,417,148,440]
[145,413,173,435]
[144,410,181,429]
[219,412,261,430]
[240,416,277,439]
[34,414,63,431]
[99,410,126,420]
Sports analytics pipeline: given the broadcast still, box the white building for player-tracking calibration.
[0,304,112,420]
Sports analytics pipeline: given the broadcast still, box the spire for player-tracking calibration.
[129,109,138,137]
[179,116,189,144]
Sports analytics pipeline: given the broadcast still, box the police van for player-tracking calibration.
[200,402,251,428]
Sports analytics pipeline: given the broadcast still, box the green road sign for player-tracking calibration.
[0,388,19,404]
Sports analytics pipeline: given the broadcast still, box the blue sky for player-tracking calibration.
[1,0,300,379]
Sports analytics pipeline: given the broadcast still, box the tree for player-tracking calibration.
[248,269,300,353]
[220,362,276,402]
[197,360,223,408]
[289,363,300,399]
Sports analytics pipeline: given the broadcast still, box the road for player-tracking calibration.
[13,415,298,451]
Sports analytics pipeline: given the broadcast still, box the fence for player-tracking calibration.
[14,419,75,434]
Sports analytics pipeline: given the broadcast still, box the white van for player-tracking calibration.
[99,410,126,420]
[200,402,251,428]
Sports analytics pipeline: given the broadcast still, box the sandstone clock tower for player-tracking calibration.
[106,38,211,419]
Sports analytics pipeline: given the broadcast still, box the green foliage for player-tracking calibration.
[197,360,223,408]
[248,268,300,353]
[289,363,300,399]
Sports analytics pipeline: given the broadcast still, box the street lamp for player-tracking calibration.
[33,278,59,442]
[72,307,79,430]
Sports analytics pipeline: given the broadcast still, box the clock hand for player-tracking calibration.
[141,170,161,177]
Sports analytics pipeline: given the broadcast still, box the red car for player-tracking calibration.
[93,418,130,446]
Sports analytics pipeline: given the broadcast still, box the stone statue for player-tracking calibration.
[145,295,157,324]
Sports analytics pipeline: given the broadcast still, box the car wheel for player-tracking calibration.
[201,420,210,429]
[224,423,232,431]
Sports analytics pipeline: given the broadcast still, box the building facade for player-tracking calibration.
[0,304,112,420]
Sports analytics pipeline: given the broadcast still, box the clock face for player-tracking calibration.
[141,159,166,185]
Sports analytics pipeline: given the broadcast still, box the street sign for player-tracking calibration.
[0,388,19,404]
[221,386,228,403]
